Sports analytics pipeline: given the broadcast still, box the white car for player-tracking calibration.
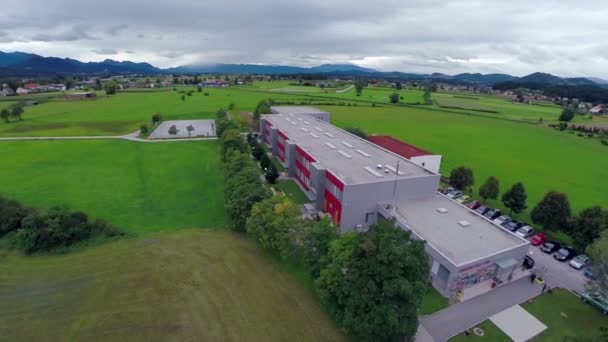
[569,254,590,270]
[493,215,511,226]
[447,190,463,199]
[515,225,535,239]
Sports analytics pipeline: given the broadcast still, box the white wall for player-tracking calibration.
[410,155,442,174]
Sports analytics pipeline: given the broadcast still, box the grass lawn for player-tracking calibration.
[0,229,346,341]
[274,180,309,205]
[419,286,449,316]
[326,105,608,212]
[449,320,510,342]
[0,140,226,233]
[522,289,608,342]
[0,88,293,137]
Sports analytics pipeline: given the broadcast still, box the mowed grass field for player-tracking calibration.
[0,88,289,137]
[0,140,226,233]
[326,105,608,211]
[0,229,346,342]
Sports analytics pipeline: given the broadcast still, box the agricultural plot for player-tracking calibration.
[326,105,608,211]
[0,229,346,342]
[0,140,226,233]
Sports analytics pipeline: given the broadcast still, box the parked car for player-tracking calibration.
[529,233,547,246]
[456,195,471,204]
[569,254,590,270]
[581,293,608,315]
[523,255,535,270]
[465,200,481,210]
[439,187,454,195]
[540,241,561,254]
[493,215,511,226]
[515,225,535,239]
[503,220,524,232]
[483,208,502,220]
[553,247,577,261]
[447,190,463,199]
[584,267,596,280]
[475,205,490,215]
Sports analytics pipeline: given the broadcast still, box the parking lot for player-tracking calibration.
[148,120,216,139]
[527,245,588,294]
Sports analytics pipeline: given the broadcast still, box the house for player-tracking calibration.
[16,87,29,95]
[261,106,529,297]
[589,105,605,115]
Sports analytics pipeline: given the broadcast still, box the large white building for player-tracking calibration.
[261,106,530,296]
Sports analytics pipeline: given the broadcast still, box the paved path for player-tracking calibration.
[490,305,547,342]
[420,277,542,341]
[0,131,219,143]
[527,247,587,294]
[336,85,354,93]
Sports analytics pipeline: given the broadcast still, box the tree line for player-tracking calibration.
[449,166,608,251]
[0,195,123,254]
[216,104,430,340]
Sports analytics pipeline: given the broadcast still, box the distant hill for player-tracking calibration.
[167,63,375,75]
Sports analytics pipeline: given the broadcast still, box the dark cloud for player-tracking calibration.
[0,0,606,77]
[92,48,118,55]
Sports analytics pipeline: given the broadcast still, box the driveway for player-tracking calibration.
[420,277,542,341]
[527,247,588,293]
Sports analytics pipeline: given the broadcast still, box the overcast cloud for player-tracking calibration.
[0,0,607,77]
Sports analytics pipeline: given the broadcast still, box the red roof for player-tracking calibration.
[368,135,433,159]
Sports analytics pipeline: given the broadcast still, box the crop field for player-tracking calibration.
[0,140,226,233]
[326,105,608,211]
[434,95,498,113]
[0,229,346,342]
[0,88,290,137]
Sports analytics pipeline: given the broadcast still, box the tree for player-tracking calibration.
[151,113,162,126]
[104,81,117,95]
[389,92,400,104]
[7,80,20,93]
[395,81,402,90]
[259,153,271,170]
[531,191,572,231]
[215,118,239,138]
[197,85,202,92]
[298,218,338,277]
[246,196,301,257]
[423,89,432,104]
[572,206,607,251]
[10,104,23,121]
[449,166,474,190]
[316,220,429,340]
[140,124,149,135]
[254,99,272,121]
[216,108,228,120]
[186,125,195,137]
[264,164,279,183]
[0,109,9,123]
[226,180,270,232]
[586,230,608,299]
[219,129,247,160]
[479,176,500,202]
[344,127,367,139]
[181,94,185,102]
[559,105,576,122]
[168,125,178,135]
[501,182,527,215]
[355,82,363,96]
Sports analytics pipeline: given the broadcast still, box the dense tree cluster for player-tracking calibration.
[0,196,123,254]
[0,103,25,123]
[253,99,273,121]
[344,127,368,139]
[493,82,608,104]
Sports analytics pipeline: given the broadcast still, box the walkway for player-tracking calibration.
[336,85,354,93]
[420,277,542,341]
[0,130,219,143]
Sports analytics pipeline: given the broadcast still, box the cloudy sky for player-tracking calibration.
[1,0,607,77]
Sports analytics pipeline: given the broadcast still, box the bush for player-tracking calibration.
[602,139,608,146]
[204,92,209,96]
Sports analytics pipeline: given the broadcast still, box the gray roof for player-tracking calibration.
[270,106,328,115]
[262,113,435,184]
[395,194,528,266]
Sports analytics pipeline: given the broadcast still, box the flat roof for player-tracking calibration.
[270,106,329,115]
[262,114,435,184]
[368,135,435,159]
[396,194,528,265]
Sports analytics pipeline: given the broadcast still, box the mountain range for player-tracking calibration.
[0,51,606,87]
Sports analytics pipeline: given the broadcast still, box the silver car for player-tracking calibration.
[569,254,590,270]
[515,225,535,239]
[493,215,511,226]
[447,190,463,199]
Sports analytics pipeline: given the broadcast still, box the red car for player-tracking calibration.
[530,233,547,246]
[465,200,481,210]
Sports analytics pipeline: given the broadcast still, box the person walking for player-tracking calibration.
[529,272,537,284]
[542,283,547,293]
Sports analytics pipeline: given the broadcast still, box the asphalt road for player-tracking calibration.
[526,245,589,294]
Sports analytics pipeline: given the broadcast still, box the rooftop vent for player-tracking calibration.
[338,150,352,159]
[315,127,323,132]
[376,164,383,169]
[303,121,310,125]
[364,166,384,178]
[297,118,303,121]
[325,142,337,149]
[385,164,405,175]
[342,141,354,148]
[384,169,390,174]
[301,127,309,132]
[356,149,370,158]
[324,132,335,138]
[458,220,471,227]
[436,208,448,214]
[310,133,319,138]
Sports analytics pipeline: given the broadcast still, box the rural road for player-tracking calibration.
[336,85,354,93]
[0,131,220,143]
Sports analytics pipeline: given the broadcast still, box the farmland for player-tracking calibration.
[326,105,608,211]
[0,140,226,233]
[0,229,346,341]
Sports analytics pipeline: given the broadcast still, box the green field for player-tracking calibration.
[522,289,608,342]
[0,229,346,341]
[419,287,449,316]
[326,105,608,211]
[0,140,226,233]
[274,180,309,205]
[449,320,509,342]
[0,88,289,137]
